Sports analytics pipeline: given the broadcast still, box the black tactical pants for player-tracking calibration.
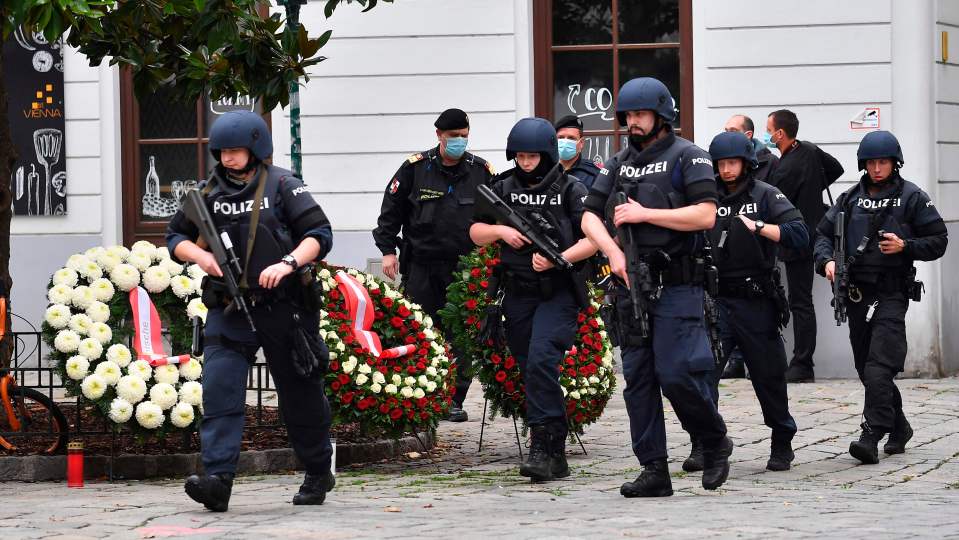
[709,295,797,443]
[784,256,817,369]
[846,285,909,433]
[403,259,472,405]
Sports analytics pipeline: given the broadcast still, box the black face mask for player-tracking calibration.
[515,154,555,185]
[628,118,665,149]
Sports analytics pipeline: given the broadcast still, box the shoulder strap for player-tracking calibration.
[240,167,270,289]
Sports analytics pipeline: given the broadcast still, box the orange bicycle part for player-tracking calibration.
[0,375,22,434]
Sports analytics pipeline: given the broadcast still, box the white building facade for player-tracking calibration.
[10,0,958,377]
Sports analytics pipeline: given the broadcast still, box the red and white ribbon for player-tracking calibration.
[334,271,415,359]
[128,286,191,367]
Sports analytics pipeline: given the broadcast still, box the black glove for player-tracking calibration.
[290,312,329,380]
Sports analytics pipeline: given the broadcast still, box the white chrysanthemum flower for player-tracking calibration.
[187,264,206,280]
[179,359,202,381]
[404,376,416,387]
[131,240,158,259]
[160,258,184,277]
[108,397,134,423]
[52,267,79,287]
[65,355,90,380]
[110,264,141,292]
[128,360,153,381]
[426,381,437,393]
[153,364,180,385]
[135,401,164,429]
[95,253,123,273]
[400,387,414,398]
[85,246,107,260]
[127,252,153,273]
[54,330,81,353]
[86,301,110,324]
[94,360,122,385]
[170,275,194,298]
[179,381,203,406]
[89,278,116,303]
[48,284,74,305]
[358,363,372,375]
[78,260,103,281]
[413,388,425,399]
[44,304,72,329]
[71,286,96,310]
[170,402,195,428]
[370,383,382,394]
[116,375,147,403]
[80,374,108,400]
[385,384,398,395]
[106,344,133,368]
[106,245,131,259]
[186,297,208,322]
[66,254,91,272]
[88,322,112,344]
[77,337,103,360]
[372,372,386,385]
[149,383,178,410]
[154,246,171,262]
[142,266,171,293]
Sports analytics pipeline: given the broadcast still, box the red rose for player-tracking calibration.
[466,315,477,326]
[403,399,413,409]
[593,356,604,366]
[391,316,404,328]
[491,354,502,365]
[374,311,385,320]
[370,288,380,296]
[577,313,586,323]
[471,267,482,278]
[338,374,350,385]
[480,280,489,288]
[343,334,354,345]
[565,357,575,366]
[464,299,478,311]
[407,410,415,420]
[504,381,515,393]
[398,305,411,317]
[407,365,418,374]
[405,335,417,344]
[341,392,354,404]
[579,366,589,377]
[575,413,585,423]
[417,397,428,408]
[420,412,431,420]
[504,356,515,370]
[479,247,487,256]
[383,297,394,308]
[566,368,577,377]
[468,283,478,292]
[380,404,390,414]
[393,366,402,373]
[416,362,426,370]
[495,370,507,383]
[329,361,340,372]
[390,408,403,420]
[592,341,603,351]
[331,381,341,391]
[378,366,388,375]
[357,399,370,411]
[329,290,340,300]
[587,306,597,315]
[588,318,599,329]
[411,321,420,330]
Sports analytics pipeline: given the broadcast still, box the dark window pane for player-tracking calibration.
[581,134,618,165]
[619,0,679,44]
[139,143,199,221]
[139,87,198,140]
[618,48,681,126]
[553,50,615,131]
[552,0,612,45]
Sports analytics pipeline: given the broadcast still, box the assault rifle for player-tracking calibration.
[703,292,725,366]
[832,210,849,325]
[613,191,656,339]
[181,189,256,332]
[476,184,572,271]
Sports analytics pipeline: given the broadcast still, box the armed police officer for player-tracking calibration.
[167,111,335,511]
[555,115,601,189]
[372,108,495,422]
[581,78,732,497]
[470,118,596,482]
[814,131,947,465]
[688,131,805,472]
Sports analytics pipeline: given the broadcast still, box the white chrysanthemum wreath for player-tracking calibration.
[42,241,208,436]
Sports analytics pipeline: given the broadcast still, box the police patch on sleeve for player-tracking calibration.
[388,177,400,194]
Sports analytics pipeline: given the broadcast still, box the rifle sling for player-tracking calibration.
[841,181,904,268]
[240,167,269,289]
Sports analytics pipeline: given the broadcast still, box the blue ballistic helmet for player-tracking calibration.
[506,117,559,163]
[208,110,273,162]
[857,130,904,171]
[708,131,758,170]
[615,77,677,127]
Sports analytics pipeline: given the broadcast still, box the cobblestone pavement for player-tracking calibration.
[4,376,959,539]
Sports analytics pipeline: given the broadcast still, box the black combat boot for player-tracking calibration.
[721,356,745,379]
[766,439,795,471]
[884,412,913,455]
[849,422,883,464]
[682,437,704,472]
[547,421,570,479]
[185,473,233,512]
[292,470,336,505]
[519,425,553,481]
[620,459,673,498]
[447,403,468,423]
[702,436,733,490]
[785,362,815,383]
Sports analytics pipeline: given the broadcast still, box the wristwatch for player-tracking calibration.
[281,254,299,270]
[754,220,765,234]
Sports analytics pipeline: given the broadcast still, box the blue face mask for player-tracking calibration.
[443,137,468,159]
[762,130,777,149]
[557,139,579,161]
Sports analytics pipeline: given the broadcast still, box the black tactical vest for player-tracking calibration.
[841,176,918,276]
[204,165,295,290]
[709,177,779,278]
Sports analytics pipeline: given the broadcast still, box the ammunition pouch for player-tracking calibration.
[609,286,650,347]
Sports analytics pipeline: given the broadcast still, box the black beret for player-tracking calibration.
[554,114,584,132]
[434,108,470,131]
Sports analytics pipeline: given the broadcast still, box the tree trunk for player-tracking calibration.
[0,50,17,370]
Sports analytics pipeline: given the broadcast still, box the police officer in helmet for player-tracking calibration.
[581,77,732,496]
[372,108,495,422]
[814,130,947,465]
[470,118,596,481]
[167,110,336,511]
[687,131,805,472]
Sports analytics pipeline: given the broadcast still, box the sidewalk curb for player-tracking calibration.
[0,431,434,482]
